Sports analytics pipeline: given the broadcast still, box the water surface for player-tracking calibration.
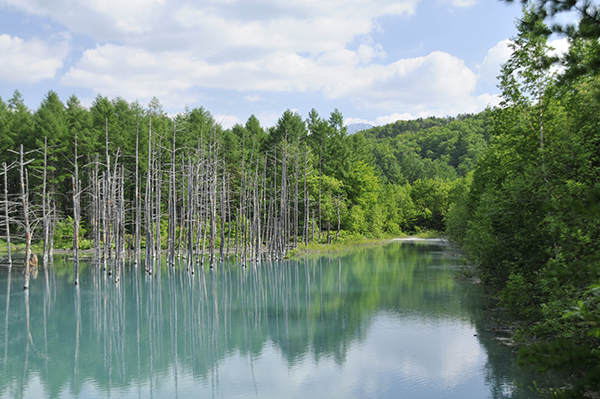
[0,240,539,398]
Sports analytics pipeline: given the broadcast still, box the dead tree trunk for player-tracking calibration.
[115,165,125,282]
[134,118,140,265]
[208,135,218,268]
[294,145,299,249]
[3,162,12,268]
[261,155,268,252]
[20,145,32,290]
[219,169,226,262]
[92,155,100,259]
[319,139,322,244]
[304,145,309,246]
[73,134,81,285]
[42,137,50,268]
[49,202,55,263]
[187,156,195,269]
[102,172,108,271]
[336,195,341,240]
[145,111,154,272]
[154,140,161,259]
[168,120,177,266]
[105,118,112,267]
[280,140,288,257]
[226,173,232,256]
[237,129,246,261]
[253,159,260,261]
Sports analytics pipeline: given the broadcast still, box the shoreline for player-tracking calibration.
[391,237,449,243]
[1,235,451,264]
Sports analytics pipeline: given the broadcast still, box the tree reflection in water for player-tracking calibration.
[0,242,542,398]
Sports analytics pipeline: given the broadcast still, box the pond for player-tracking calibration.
[0,240,542,398]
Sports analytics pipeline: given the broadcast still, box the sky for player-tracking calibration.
[0,0,556,129]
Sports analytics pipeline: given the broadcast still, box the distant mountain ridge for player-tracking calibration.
[346,123,374,134]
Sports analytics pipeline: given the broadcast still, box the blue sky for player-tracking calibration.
[0,0,558,128]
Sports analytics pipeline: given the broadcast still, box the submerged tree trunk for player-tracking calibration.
[145,111,154,272]
[134,119,140,266]
[42,137,50,268]
[209,136,218,268]
[73,134,81,285]
[155,140,162,259]
[73,174,80,285]
[20,145,32,290]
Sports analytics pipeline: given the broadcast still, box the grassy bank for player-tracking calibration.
[287,230,445,257]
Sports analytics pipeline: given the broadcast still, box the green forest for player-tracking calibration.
[0,92,487,260]
[446,3,600,398]
[1,1,600,397]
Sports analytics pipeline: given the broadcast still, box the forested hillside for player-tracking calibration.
[362,112,489,184]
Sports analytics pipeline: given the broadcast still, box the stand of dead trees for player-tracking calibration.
[0,106,330,290]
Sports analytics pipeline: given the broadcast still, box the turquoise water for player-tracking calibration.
[0,240,540,398]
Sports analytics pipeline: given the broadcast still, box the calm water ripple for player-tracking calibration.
[0,241,542,398]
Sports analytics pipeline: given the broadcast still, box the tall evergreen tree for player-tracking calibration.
[7,90,33,151]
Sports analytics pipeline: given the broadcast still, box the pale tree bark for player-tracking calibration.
[336,194,341,241]
[294,145,299,249]
[155,140,161,259]
[304,145,309,246]
[219,169,226,262]
[20,145,32,290]
[42,137,50,268]
[318,139,323,244]
[3,162,12,268]
[145,111,154,272]
[134,118,140,265]
[73,133,81,285]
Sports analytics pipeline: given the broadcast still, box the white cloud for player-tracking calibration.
[2,0,505,121]
[476,39,512,86]
[366,52,476,103]
[60,44,213,106]
[61,41,486,120]
[446,0,478,7]
[345,117,373,125]
[0,34,69,83]
[244,95,263,103]
[476,93,502,109]
[0,0,419,53]
[356,43,386,64]
[214,114,242,129]
[548,37,570,74]
[256,111,281,128]
[39,0,427,111]
[0,0,167,39]
[336,52,481,117]
[549,37,569,57]
[346,112,414,127]
[374,112,415,125]
[477,38,570,88]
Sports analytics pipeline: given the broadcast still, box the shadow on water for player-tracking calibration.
[0,242,544,398]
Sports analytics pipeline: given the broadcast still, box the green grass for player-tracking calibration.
[287,238,382,257]
[412,230,445,239]
[0,239,45,253]
[287,229,446,257]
